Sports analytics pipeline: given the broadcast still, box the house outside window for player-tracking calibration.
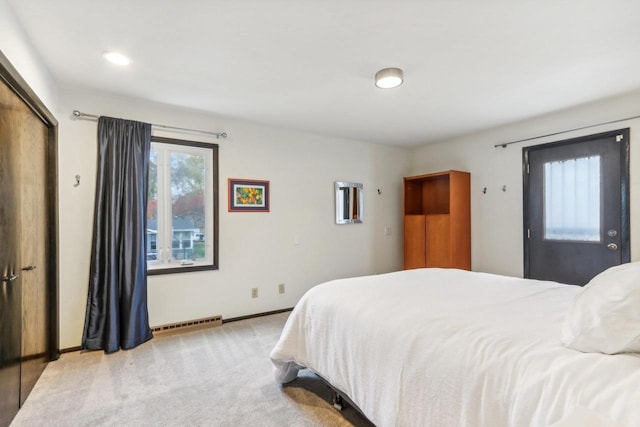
[147,136,218,274]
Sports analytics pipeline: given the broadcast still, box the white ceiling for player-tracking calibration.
[8,0,640,147]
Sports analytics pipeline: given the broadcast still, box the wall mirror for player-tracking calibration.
[335,181,363,224]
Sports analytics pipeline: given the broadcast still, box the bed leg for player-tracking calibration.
[331,391,344,411]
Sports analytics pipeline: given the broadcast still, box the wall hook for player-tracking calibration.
[74,175,81,187]
[482,187,487,194]
[502,185,507,192]
[377,189,382,195]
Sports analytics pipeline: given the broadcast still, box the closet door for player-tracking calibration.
[0,53,57,426]
[0,76,24,427]
[18,107,49,404]
[404,215,426,269]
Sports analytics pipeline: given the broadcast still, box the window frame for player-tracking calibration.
[147,136,219,275]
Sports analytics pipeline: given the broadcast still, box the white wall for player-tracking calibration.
[411,90,640,277]
[56,86,410,349]
[0,0,58,111]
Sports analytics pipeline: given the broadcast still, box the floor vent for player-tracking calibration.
[152,315,223,336]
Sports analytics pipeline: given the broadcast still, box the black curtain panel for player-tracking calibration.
[82,116,153,353]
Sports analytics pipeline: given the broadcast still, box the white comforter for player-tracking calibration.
[270,268,640,427]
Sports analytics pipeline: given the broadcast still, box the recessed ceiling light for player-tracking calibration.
[103,51,131,66]
[375,67,404,89]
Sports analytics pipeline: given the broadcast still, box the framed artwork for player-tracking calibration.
[228,178,270,212]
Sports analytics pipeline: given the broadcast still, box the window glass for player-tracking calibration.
[170,151,206,262]
[147,149,159,262]
[544,155,600,241]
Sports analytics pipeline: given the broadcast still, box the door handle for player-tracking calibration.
[607,243,618,251]
[21,265,37,271]
[1,274,19,283]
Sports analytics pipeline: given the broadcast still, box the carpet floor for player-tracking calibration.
[10,312,374,427]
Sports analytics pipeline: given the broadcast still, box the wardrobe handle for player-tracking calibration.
[21,265,37,271]
[1,274,19,283]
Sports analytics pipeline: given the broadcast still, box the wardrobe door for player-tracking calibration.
[0,77,24,427]
[18,108,49,405]
[404,215,426,269]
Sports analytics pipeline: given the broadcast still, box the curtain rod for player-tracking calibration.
[72,110,228,139]
[494,113,640,148]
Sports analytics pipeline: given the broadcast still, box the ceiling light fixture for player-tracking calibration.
[103,51,131,66]
[375,67,404,89]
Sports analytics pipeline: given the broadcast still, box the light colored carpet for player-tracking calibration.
[10,312,373,427]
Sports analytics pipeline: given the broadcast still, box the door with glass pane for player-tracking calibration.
[524,129,629,285]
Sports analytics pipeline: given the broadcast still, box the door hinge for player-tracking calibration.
[616,134,624,142]
[527,229,531,239]
[526,163,530,174]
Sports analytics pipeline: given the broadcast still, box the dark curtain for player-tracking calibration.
[82,116,153,353]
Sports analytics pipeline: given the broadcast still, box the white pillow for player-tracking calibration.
[562,262,640,354]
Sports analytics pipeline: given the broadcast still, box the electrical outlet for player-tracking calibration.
[278,283,285,294]
[251,288,258,298]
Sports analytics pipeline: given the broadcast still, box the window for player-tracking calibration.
[543,155,600,242]
[147,136,218,274]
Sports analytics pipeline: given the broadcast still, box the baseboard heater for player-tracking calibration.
[151,315,222,336]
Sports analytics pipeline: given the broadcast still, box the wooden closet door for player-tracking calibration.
[425,214,450,267]
[404,215,426,269]
[0,76,24,427]
[18,107,49,405]
[0,51,58,427]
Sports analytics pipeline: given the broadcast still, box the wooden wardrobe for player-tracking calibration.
[403,170,470,270]
[0,51,59,427]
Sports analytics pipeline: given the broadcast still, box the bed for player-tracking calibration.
[270,266,640,426]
